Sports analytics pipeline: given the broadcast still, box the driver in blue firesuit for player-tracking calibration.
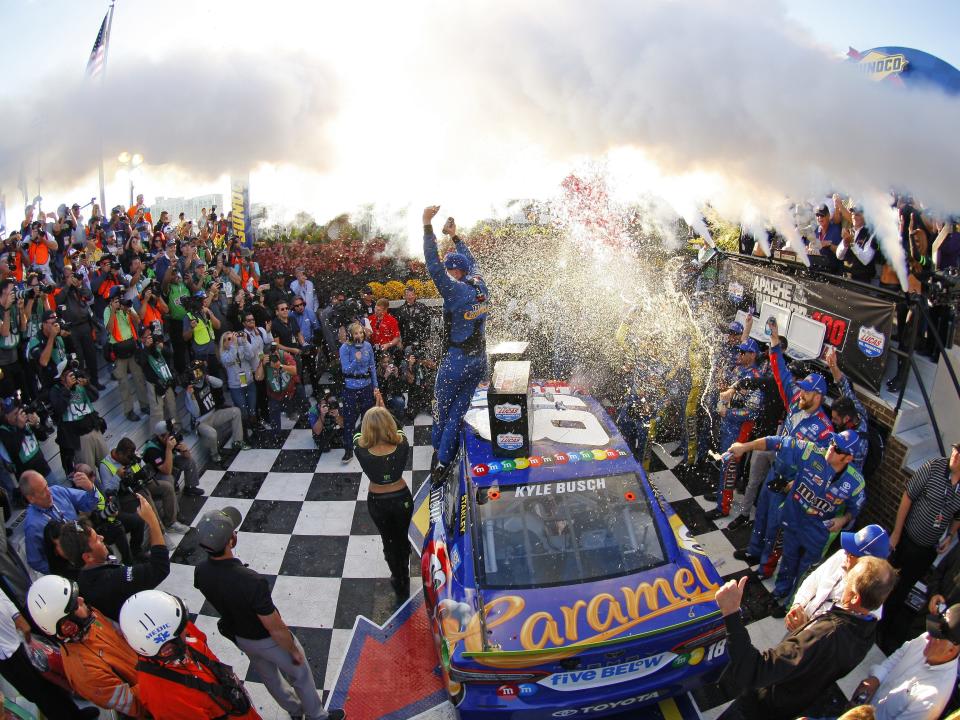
[728,429,865,613]
[705,338,762,520]
[735,318,833,579]
[423,206,490,480]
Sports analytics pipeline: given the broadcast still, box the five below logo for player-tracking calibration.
[853,49,909,82]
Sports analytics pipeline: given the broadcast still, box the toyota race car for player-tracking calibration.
[421,381,728,719]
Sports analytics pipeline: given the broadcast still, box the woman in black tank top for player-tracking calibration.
[354,407,413,603]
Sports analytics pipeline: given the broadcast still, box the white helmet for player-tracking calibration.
[119,590,188,657]
[27,575,80,637]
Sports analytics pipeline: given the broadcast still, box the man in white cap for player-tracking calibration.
[193,507,344,720]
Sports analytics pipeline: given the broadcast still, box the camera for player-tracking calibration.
[269,351,281,364]
[95,492,121,524]
[122,454,150,491]
[321,388,340,412]
[929,268,960,308]
[181,295,203,314]
[110,259,122,271]
[767,474,791,494]
[23,397,54,434]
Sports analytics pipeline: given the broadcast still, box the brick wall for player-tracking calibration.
[860,436,909,529]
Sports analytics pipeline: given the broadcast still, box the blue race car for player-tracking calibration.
[421,383,728,719]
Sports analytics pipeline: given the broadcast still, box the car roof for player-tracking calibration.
[462,386,641,488]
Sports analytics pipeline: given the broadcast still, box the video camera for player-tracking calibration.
[122,453,150,492]
[22,397,54,434]
[929,268,960,309]
[178,360,207,390]
[182,294,204,314]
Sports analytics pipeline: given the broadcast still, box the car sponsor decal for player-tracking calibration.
[551,690,660,716]
[471,447,629,476]
[494,402,522,422]
[857,325,885,358]
[496,433,524,451]
[537,653,674,691]
[513,477,607,497]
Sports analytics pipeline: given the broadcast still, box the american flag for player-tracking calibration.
[86,10,110,78]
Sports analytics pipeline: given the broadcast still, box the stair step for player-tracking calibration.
[904,446,944,474]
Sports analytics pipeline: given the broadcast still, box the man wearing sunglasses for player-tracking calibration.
[726,428,865,610]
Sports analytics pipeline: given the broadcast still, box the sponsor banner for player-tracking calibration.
[494,402,522,422]
[230,174,253,249]
[722,259,895,392]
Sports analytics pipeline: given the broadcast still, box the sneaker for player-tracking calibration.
[704,509,727,521]
[733,549,760,564]
[728,514,751,531]
[183,487,205,497]
[140,405,150,416]
[703,492,717,503]
[669,445,686,458]
[126,410,141,422]
[92,381,107,391]
[341,449,353,464]
[769,600,787,619]
[168,521,191,534]
[232,441,252,451]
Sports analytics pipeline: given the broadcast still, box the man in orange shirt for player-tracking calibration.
[26,574,146,717]
[120,590,262,720]
[127,194,153,227]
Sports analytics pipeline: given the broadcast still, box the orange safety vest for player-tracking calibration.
[141,301,163,328]
[8,253,23,282]
[97,277,119,300]
[240,264,259,289]
[110,312,130,342]
[28,239,49,266]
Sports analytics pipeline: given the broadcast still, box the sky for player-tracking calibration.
[1,0,959,253]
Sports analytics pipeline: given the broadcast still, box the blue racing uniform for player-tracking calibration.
[425,227,490,466]
[714,364,762,514]
[748,345,833,576]
[339,340,379,448]
[835,375,869,472]
[764,436,866,600]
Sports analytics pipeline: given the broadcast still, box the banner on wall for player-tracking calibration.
[230,175,253,248]
[722,259,896,393]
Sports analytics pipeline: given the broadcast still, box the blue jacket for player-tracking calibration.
[424,229,489,350]
[769,345,833,445]
[836,375,869,472]
[339,341,378,390]
[24,484,99,573]
[766,436,866,524]
[726,364,763,424]
[292,307,318,344]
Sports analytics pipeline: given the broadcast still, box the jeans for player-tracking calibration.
[229,384,258,422]
[268,386,306,430]
[736,449,774,517]
[342,384,375,448]
[234,634,327,720]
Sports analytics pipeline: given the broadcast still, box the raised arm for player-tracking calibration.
[767,321,795,406]
[423,205,457,297]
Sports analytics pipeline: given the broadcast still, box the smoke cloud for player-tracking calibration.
[0,52,337,197]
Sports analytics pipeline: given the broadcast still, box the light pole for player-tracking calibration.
[117,151,143,207]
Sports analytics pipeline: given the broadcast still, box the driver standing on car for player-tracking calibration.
[423,206,490,482]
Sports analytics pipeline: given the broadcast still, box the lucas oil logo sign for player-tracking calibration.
[496,432,524,451]
[857,326,885,358]
[494,402,522,422]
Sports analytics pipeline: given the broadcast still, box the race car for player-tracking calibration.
[421,382,729,719]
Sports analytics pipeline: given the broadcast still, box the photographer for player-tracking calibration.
[0,396,51,478]
[58,266,103,388]
[264,345,305,430]
[396,284,432,349]
[0,280,27,400]
[63,487,168,623]
[71,461,146,567]
[212,251,241,301]
[183,289,223,377]
[234,248,260,292]
[183,362,248,463]
[90,254,127,324]
[308,390,343,454]
[122,255,153,308]
[26,309,67,389]
[1,231,24,282]
[137,327,178,425]
[104,287,149,422]
[161,250,192,374]
[402,342,438,422]
[138,280,168,334]
[142,421,201,523]
[220,330,259,437]
[49,362,107,474]
[377,351,406,420]
[23,220,57,282]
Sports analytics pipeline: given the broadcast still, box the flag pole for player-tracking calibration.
[96,0,116,213]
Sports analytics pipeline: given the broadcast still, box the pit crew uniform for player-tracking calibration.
[763,434,865,602]
[713,352,762,516]
[747,345,833,578]
[424,226,489,468]
[834,374,869,472]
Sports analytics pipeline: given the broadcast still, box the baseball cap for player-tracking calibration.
[840,524,890,558]
[849,204,864,214]
[361,285,373,295]
[40,310,59,324]
[196,506,242,554]
[814,203,830,217]
[726,320,744,335]
[828,429,860,455]
[108,286,124,300]
[443,253,469,272]
[927,604,960,645]
[153,420,173,436]
[796,372,827,395]
[737,338,760,354]
[194,289,207,299]
[0,397,20,415]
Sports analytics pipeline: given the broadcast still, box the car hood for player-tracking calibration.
[460,554,722,661]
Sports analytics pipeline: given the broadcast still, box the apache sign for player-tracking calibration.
[721,259,896,393]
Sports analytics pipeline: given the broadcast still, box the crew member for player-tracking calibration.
[423,206,489,479]
[736,318,833,578]
[728,429,865,610]
[707,338,762,519]
[119,590,262,720]
[826,347,870,472]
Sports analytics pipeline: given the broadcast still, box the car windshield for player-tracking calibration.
[475,472,666,588]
